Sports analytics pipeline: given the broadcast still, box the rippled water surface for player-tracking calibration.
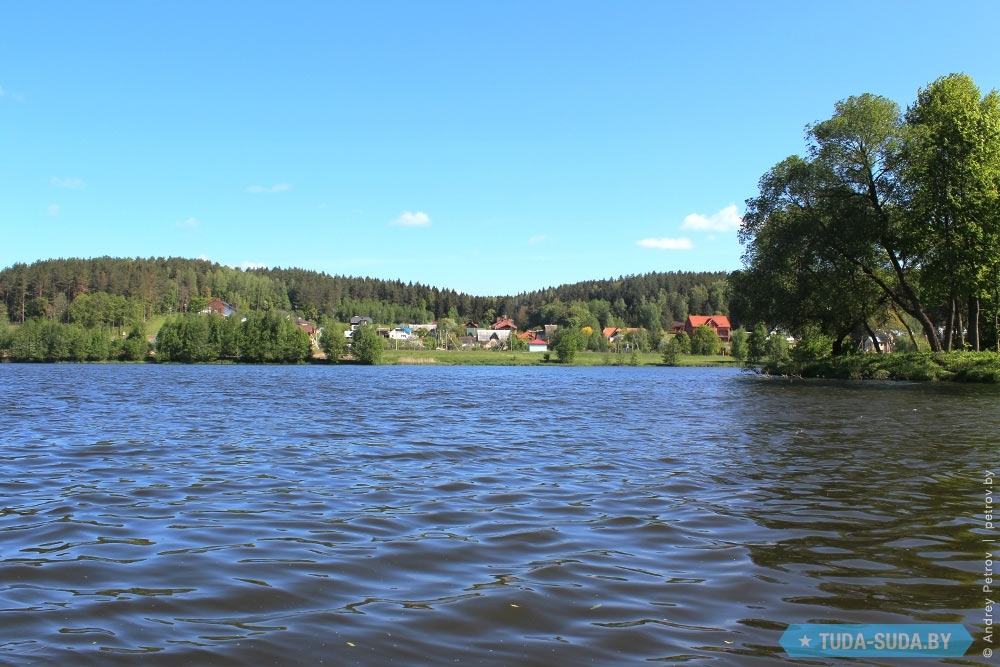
[1,364,997,665]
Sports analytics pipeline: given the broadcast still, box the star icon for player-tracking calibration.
[799,635,812,647]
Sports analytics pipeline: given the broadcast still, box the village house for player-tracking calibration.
[685,315,732,342]
[349,315,374,330]
[201,298,236,317]
[528,338,549,352]
[491,317,517,331]
[476,329,512,349]
[294,317,315,336]
[388,326,413,340]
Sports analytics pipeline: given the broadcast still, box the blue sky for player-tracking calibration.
[2,2,999,296]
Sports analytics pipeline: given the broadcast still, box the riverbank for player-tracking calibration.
[759,351,1000,382]
[366,349,738,367]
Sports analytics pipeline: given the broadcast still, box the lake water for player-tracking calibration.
[1,364,997,665]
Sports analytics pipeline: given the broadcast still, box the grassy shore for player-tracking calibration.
[372,349,740,367]
[761,351,1000,382]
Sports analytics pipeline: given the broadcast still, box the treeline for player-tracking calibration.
[0,312,312,363]
[0,256,728,332]
[731,73,1000,355]
[156,312,312,363]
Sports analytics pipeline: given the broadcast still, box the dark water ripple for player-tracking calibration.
[0,364,997,665]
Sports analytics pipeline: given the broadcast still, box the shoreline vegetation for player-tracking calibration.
[756,351,1000,383]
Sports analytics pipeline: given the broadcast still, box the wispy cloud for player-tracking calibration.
[390,211,431,227]
[234,261,268,270]
[528,234,548,245]
[51,177,85,190]
[246,183,291,194]
[175,217,199,229]
[637,237,694,250]
[681,204,742,232]
[0,85,24,102]
[47,204,60,216]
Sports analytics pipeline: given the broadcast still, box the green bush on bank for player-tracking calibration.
[757,351,1000,382]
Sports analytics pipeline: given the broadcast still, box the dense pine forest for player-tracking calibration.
[0,256,729,334]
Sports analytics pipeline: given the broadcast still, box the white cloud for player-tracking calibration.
[234,261,269,270]
[681,204,742,232]
[246,183,291,194]
[51,177,85,190]
[47,204,59,216]
[528,234,547,245]
[637,237,694,250]
[176,217,199,229]
[390,211,431,227]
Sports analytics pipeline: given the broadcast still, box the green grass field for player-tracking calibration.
[377,348,739,367]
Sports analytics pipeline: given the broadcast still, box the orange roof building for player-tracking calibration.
[685,315,732,342]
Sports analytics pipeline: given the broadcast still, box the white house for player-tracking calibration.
[528,338,548,353]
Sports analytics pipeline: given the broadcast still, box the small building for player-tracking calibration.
[388,326,412,340]
[476,329,511,349]
[295,317,315,335]
[528,338,549,353]
[491,317,517,331]
[349,315,374,330]
[202,298,236,317]
[602,326,621,342]
[685,315,732,342]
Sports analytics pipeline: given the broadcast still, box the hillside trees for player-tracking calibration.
[155,312,311,363]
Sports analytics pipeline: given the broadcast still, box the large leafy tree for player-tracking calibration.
[734,79,1000,354]
[904,74,1000,350]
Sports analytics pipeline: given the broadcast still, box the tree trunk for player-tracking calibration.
[968,295,980,352]
[864,321,882,353]
[893,305,920,351]
[958,309,966,349]
[945,298,956,352]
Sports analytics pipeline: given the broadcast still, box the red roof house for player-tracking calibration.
[527,338,549,352]
[685,315,732,342]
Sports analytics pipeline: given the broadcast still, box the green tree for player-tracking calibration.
[730,328,749,362]
[765,332,791,366]
[747,324,769,365]
[554,324,583,363]
[690,325,721,355]
[121,323,149,361]
[904,74,1000,351]
[661,337,682,366]
[319,322,347,360]
[351,323,383,365]
[673,330,691,354]
[737,92,945,352]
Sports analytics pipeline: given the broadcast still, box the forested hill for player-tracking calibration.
[0,257,729,331]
